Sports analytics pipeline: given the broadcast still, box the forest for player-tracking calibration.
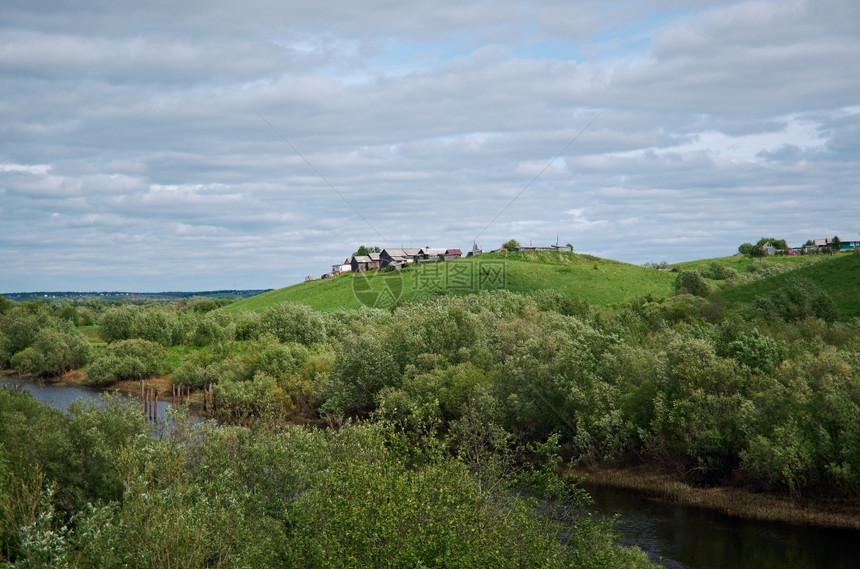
[1,254,859,567]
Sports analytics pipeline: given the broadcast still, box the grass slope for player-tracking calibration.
[227,252,678,313]
[716,252,860,320]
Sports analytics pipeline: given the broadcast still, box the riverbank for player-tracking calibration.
[574,464,860,530]
[2,370,201,411]
[50,371,185,402]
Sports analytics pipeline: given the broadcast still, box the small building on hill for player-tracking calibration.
[380,248,422,269]
[417,248,447,262]
[840,239,860,251]
[350,253,382,272]
[350,255,373,272]
[332,258,351,274]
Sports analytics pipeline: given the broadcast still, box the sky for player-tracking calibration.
[2,0,859,292]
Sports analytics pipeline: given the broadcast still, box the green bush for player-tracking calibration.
[132,308,182,346]
[10,324,90,377]
[673,270,709,297]
[0,305,52,362]
[84,339,167,386]
[321,333,401,415]
[255,302,326,345]
[97,305,139,343]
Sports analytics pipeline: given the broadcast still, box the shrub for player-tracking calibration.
[214,372,290,421]
[185,310,236,346]
[84,339,167,386]
[673,270,709,297]
[132,308,182,346]
[321,333,401,415]
[98,305,138,343]
[10,324,90,377]
[0,305,52,358]
[255,303,326,345]
[702,261,738,281]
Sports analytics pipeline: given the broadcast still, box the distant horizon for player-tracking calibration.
[1,289,273,298]
[4,241,849,295]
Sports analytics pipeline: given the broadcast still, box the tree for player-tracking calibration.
[0,295,12,315]
[756,237,787,250]
[738,243,755,256]
[831,236,841,252]
[502,239,520,251]
[353,245,380,256]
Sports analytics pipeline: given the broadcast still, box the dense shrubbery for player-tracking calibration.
[84,339,168,386]
[0,388,655,568]
[9,324,90,377]
[0,272,860,566]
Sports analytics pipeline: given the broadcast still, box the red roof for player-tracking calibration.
[446,249,462,256]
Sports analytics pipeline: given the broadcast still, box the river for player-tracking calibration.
[585,482,860,569]
[0,376,184,421]
[3,377,859,568]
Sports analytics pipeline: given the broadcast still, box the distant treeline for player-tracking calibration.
[2,289,272,303]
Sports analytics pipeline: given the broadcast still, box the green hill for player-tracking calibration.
[226,251,678,313]
[715,252,860,320]
[226,250,860,319]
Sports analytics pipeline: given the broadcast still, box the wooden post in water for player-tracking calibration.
[151,387,158,421]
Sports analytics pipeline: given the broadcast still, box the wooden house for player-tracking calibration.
[380,248,422,269]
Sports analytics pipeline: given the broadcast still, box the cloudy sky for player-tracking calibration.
[2,0,858,292]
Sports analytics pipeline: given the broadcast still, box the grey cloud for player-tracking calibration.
[2,0,859,291]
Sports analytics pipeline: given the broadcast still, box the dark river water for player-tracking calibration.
[4,377,859,568]
[584,482,860,569]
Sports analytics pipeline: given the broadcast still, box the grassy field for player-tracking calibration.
[225,250,859,319]
[226,251,678,313]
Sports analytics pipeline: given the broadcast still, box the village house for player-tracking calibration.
[350,252,381,272]
[378,247,462,268]
[442,248,463,261]
[379,248,422,269]
[416,248,447,262]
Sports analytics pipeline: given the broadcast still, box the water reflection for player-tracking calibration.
[585,483,860,569]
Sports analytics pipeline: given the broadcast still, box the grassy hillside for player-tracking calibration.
[716,252,860,320]
[676,253,832,273]
[226,250,859,319]
[227,251,677,313]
